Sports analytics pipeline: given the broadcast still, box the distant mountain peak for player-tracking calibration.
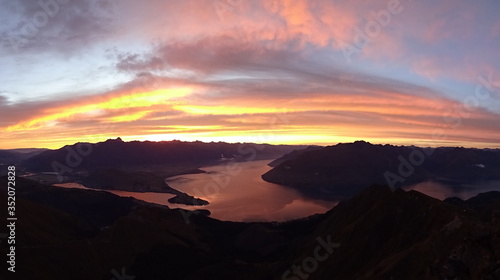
[102,137,124,144]
[353,140,371,145]
[335,140,375,148]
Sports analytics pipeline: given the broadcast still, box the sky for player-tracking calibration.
[1,0,499,149]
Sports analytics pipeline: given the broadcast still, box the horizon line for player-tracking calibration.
[3,137,500,151]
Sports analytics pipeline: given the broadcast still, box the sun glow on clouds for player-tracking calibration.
[2,86,500,149]
[173,92,450,118]
[1,0,499,149]
[6,88,193,131]
[105,110,154,123]
[172,105,290,115]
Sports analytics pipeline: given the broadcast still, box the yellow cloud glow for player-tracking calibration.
[105,110,153,123]
[6,87,193,131]
[172,105,288,115]
[2,88,500,150]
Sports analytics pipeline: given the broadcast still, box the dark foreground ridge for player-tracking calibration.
[1,177,499,280]
[262,141,500,200]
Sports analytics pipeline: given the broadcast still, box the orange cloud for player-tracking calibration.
[5,87,193,131]
[2,80,499,150]
[264,0,359,49]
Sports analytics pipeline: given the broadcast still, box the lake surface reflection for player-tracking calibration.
[403,180,500,200]
[165,160,336,222]
[55,160,337,222]
[54,160,500,222]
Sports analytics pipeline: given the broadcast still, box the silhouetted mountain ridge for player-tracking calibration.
[0,148,48,166]
[262,141,500,200]
[267,145,323,167]
[21,138,304,173]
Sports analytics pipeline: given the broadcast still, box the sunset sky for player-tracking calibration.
[1,0,499,149]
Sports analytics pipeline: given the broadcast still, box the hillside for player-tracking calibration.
[0,148,48,166]
[80,168,209,206]
[267,145,323,167]
[81,168,179,193]
[262,141,500,200]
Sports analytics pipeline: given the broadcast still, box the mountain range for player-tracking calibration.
[262,141,500,200]
[21,138,302,172]
[0,148,47,167]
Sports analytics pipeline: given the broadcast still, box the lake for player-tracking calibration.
[403,180,500,200]
[54,160,500,222]
[55,160,337,222]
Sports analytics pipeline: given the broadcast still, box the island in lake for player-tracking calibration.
[80,168,209,206]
